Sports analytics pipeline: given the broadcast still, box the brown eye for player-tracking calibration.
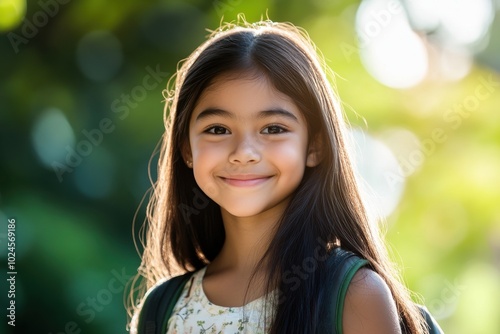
[262,125,286,134]
[206,126,229,135]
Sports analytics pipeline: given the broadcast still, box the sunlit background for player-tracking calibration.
[1,0,499,333]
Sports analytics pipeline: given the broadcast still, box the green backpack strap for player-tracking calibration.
[329,248,369,334]
[416,305,445,334]
[137,271,194,334]
[330,248,444,334]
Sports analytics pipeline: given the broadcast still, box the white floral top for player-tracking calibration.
[166,267,275,334]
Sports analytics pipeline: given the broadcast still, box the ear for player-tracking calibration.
[306,135,322,167]
[181,141,193,168]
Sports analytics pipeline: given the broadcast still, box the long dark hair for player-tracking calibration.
[128,18,428,334]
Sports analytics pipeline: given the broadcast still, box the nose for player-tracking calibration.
[228,135,261,165]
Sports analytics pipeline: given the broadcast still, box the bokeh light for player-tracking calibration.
[356,0,428,88]
[378,127,423,177]
[0,0,25,31]
[428,0,494,50]
[31,107,75,169]
[350,128,405,223]
[76,30,123,82]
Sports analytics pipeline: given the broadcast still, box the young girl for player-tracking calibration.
[128,18,435,334]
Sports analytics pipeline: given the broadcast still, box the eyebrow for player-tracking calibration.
[195,107,299,123]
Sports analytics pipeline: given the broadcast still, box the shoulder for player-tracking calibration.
[343,268,402,334]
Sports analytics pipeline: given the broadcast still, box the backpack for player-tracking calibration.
[137,248,444,334]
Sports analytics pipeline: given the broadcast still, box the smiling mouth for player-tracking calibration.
[219,176,273,187]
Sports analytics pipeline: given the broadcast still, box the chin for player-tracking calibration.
[224,208,263,218]
[220,202,268,219]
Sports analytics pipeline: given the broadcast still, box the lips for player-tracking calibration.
[219,174,273,187]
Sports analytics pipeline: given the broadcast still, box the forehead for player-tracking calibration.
[192,72,304,120]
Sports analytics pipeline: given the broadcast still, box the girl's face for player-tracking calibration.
[185,73,319,220]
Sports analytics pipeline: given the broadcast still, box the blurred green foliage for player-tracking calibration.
[1,0,499,333]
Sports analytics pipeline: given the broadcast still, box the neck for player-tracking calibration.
[209,205,284,275]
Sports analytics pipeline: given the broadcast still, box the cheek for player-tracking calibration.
[190,136,224,163]
[270,135,308,159]
[190,140,224,193]
[266,138,308,174]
